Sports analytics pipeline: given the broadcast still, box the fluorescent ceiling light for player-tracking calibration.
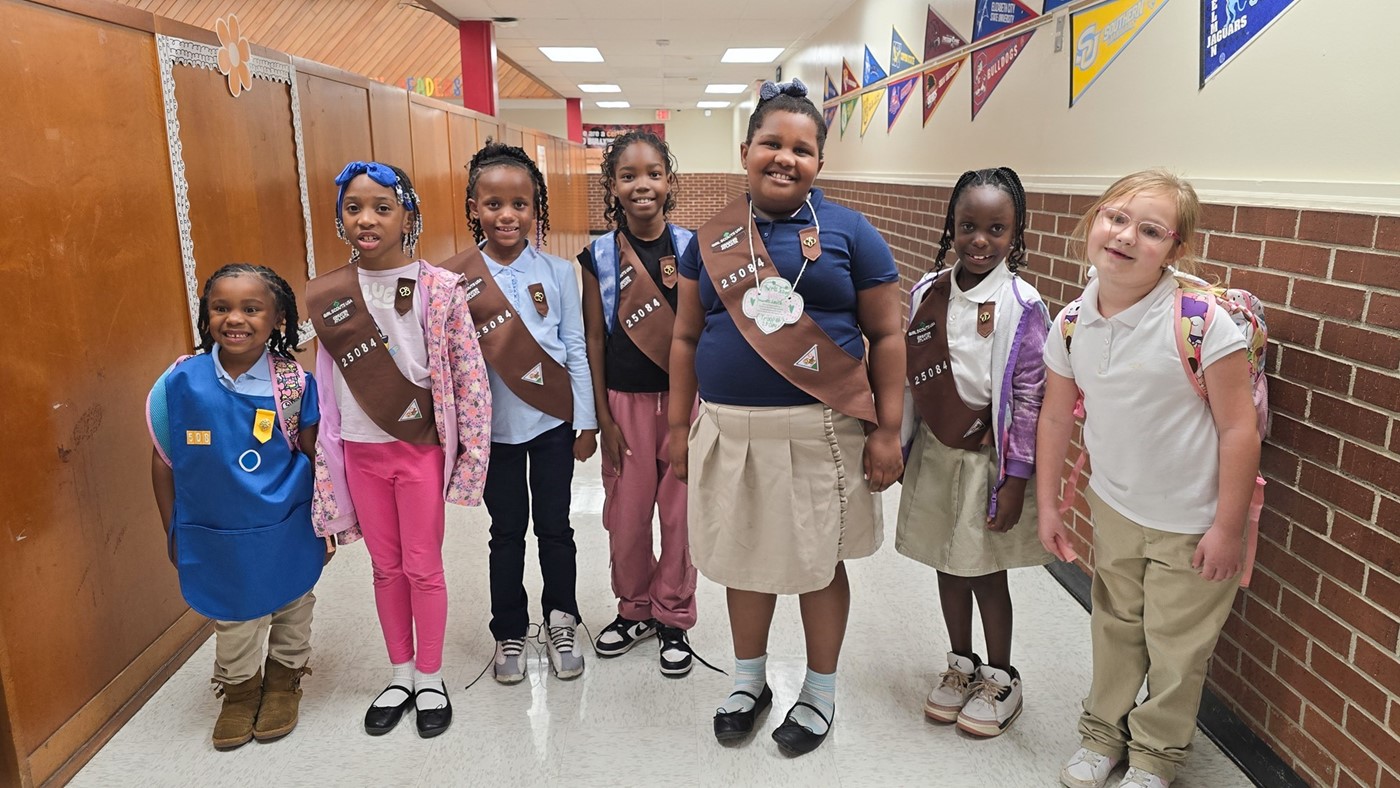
[721,47,783,63]
[697,100,731,108]
[596,101,630,108]
[578,83,622,93]
[705,84,748,94]
[540,47,604,62]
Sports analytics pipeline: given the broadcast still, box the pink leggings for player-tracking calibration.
[344,440,447,673]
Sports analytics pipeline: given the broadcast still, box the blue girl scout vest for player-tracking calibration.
[161,354,323,621]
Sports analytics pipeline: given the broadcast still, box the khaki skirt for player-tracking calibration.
[896,422,1052,577]
[687,401,883,595]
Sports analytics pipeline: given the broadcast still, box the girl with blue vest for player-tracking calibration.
[148,263,326,751]
[578,131,700,675]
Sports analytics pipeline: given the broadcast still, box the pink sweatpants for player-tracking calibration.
[344,440,447,672]
[601,390,697,629]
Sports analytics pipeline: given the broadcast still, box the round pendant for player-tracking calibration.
[742,277,804,334]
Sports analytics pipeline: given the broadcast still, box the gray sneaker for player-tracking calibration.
[544,610,585,679]
[493,638,527,684]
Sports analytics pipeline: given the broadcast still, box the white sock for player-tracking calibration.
[415,669,447,710]
[718,654,768,713]
[790,668,835,735]
[373,661,414,708]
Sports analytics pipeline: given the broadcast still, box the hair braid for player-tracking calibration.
[599,130,679,231]
[196,263,302,358]
[465,139,551,247]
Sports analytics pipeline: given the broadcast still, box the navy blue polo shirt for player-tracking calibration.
[677,188,897,406]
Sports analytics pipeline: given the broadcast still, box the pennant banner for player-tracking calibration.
[926,5,969,60]
[824,105,838,129]
[841,59,860,94]
[922,59,963,126]
[824,70,839,101]
[973,0,1038,41]
[840,97,857,137]
[859,89,884,136]
[1071,0,1170,106]
[1201,0,1300,86]
[887,76,919,130]
[1044,0,1074,11]
[890,27,919,75]
[862,46,887,86]
[971,30,1034,119]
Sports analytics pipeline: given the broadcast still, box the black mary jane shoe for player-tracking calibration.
[771,701,833,756]
[713,684,773,742]
[414,686,453,739]
[364,684,414,736]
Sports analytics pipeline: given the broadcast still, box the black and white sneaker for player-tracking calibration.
[657,625,695,677]
[594,615,657,657]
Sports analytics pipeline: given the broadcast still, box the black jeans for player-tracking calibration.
[484,423,580,640]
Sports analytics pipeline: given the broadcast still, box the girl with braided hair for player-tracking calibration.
[896,166,1053,738]
[306,161,491,739]
[148,263,327,750]
[462,140,597,684]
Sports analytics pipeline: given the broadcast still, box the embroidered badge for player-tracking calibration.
[252,408,275,444]
[794,344,821,371]
[238,448,262,473]
[709,226,744,252]
[321,297,356,326]
[186,430,212,446]
[398,399,423,422]
[907,320,935,345]
[963,418,986,438]
[521,363,545,385]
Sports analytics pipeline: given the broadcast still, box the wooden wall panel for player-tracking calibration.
[447,115,482,250]
[368,80,414,181]
[172,66,309,338]
[0,0,192,780]
[408,98,457,264]
[295,70,374,276]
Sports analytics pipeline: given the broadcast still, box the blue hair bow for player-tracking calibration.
[334,161,415,217]
[758,77,808,102]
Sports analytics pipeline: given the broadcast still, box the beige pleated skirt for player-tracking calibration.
[896,422,1052,576]
[687,401,883,595]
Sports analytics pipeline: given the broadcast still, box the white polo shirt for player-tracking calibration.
[1043,273,1245,533]
[946,262,1010,410]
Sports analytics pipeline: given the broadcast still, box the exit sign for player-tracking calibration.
[655,109,671,121]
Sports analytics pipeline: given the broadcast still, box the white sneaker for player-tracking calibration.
[544,610,585,679]
[956,664,1022,737]
[1117,767,1169,788]
[493,638,527,684]
[924,651,981,723]
[1060,747,1121,788]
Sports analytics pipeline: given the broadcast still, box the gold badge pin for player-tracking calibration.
[534,291,545,302]
[802,237,816,248]
[979,312,991,323]
[399,286,412,297]
[253,408,276,444]
[663,264,676,275]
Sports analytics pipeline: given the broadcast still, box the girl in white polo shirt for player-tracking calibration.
[1036,170,1259,788]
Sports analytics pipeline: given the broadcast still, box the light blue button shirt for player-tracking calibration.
[211,346,273,396]
[482,245,598,444]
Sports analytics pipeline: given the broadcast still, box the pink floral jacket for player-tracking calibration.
[311,261,492,544]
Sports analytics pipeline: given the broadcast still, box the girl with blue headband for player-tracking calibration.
[305,161,492,739]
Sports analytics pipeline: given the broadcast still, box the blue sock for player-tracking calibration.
[791,668,835,734]
[719,654,768,713]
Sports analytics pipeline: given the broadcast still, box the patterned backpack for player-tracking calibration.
[1058,273,1268,585]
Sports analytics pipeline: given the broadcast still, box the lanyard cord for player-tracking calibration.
[747,194,820,291]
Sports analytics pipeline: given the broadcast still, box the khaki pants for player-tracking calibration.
[1079,489,1240,781]
[213,591,315,684]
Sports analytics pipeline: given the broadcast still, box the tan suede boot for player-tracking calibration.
[211,670,262,750]
[253,657,309,742]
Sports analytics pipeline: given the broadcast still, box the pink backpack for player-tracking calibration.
[1058,274,1268,586]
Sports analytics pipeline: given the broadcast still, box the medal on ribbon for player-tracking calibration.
[253,408,276,444]
[741,277,804,334]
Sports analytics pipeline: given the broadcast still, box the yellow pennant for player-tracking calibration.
[253,409,276,444]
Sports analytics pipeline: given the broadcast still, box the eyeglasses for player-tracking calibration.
[1097,207,1181,245]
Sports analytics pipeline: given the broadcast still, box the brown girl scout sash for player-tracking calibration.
[306,265,439,445]
[698,196,877,424]
[906,273,993,451]
[439,247,574,422]
[615,232,676,372]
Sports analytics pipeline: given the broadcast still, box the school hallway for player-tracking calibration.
[71,454,1253,788]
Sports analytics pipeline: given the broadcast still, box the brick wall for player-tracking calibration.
[585,172,746,234]
[685,174,1400,788]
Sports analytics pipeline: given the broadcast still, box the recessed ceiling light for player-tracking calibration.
[578,84,622,93]
[596,101,630,108]
[540,47,604,62]
[721,47,784,63]
[697,100,731,108]
[705,84,748,94]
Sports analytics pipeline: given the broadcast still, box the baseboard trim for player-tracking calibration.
[1043,562,1307,788]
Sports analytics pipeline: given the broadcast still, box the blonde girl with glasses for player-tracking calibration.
[1036,169,1260,788]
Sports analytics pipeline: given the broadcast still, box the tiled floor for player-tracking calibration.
[73,457,1254,787]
